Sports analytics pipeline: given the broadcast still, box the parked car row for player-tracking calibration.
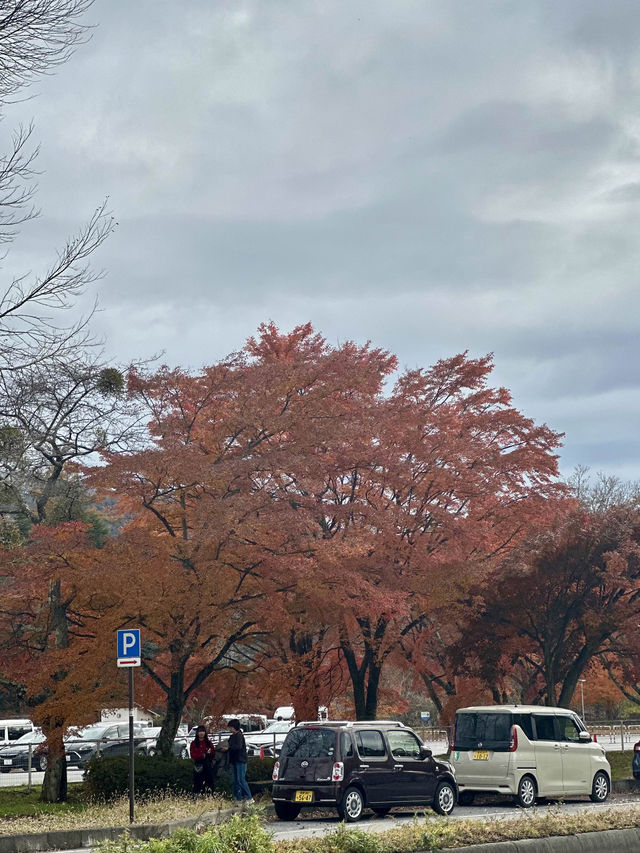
[270,705,613,822]
[0,723,189,772]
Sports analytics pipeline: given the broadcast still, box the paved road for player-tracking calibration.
[268,793,640,841]
[0,767,84,787]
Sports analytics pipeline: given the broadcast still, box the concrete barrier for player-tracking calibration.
[442,828,640,852]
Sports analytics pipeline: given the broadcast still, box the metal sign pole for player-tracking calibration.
[129,667,135,824]
[117,627,141,824]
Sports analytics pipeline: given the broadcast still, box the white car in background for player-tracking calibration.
[245,720,295,757]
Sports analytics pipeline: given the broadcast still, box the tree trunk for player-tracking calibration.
[341,642,381,720]
[157,671,184,757]
[40,580,68,802]
[341,642,368,719]
[364,658,381,720]
[41,729,67,803]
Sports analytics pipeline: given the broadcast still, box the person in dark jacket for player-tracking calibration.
[227,718,254,803]
[189,725,216,795]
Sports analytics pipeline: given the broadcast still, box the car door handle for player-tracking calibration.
[359,764,369,769]
[554,744,561,749]
[394,764,403,770]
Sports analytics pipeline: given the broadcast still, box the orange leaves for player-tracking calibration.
[2,323,568,729]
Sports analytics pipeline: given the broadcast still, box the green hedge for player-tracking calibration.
[85,755,275,801]
[85,755,193,800]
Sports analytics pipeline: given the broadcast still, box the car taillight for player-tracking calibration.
[260,746,265,759]
[272,760,280,781]
[509,725,518,752]
[332,762,344,781]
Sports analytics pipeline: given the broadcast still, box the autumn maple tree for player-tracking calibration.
[453,504,640,707]
[280,352,564,718]
[88,323,397,751]
[0,522,126,802]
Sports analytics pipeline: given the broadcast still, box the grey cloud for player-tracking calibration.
[1,0,639,480]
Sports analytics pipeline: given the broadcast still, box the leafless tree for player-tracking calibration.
[0,0,116,371]
[0,351,146,525]
[0,1,128,805]
[568,465,640,513]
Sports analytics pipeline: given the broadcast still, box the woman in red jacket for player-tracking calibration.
[189,725,216,795]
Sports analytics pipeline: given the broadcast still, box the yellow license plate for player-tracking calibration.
[295,790,313,803]
[473,750,489,760]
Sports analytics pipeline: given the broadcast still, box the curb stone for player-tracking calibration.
[441,827,640,852]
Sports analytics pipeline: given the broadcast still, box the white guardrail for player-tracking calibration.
[0,734,188,789]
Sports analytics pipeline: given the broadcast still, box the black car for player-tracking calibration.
[137,726,189,759]
[0,730,47,772]
[65,723,150,768]
[271,720,457,822]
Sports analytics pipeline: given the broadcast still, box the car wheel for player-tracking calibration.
[273,802,301,821]
[457,791,475,806]
[147,748,156,757]
[180,747,189,760]
[433,781,456,815]
[372,807,390,817]
[590,771,610,803]
[338,786,365,822]
[38,755,47,772]
[516,774,536,808]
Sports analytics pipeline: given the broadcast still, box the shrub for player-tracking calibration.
[85,755,193,801]
[247,756,275,781]
[97,814,274,853]
[86,755,274,802]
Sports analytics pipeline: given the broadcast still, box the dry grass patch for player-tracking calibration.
[277,805,640,853]
[0,792,230,836]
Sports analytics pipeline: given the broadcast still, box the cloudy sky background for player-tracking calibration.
[4,0,640,479]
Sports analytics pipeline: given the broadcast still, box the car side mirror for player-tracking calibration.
[578,732,592,743]
[419,746,432,760]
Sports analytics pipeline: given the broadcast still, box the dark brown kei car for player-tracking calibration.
[271,720,457,822]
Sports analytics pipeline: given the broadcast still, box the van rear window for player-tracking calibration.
[454,713,512,751]
[280,728,336,759]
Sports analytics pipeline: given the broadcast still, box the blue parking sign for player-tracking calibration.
[117,629,141,667]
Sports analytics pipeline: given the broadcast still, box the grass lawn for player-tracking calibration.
[0,783,86,818]
[0,784,230,833]
[607,750,633,781]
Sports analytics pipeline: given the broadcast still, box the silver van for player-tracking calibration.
[0,719,35,746]
[449,705,610,807]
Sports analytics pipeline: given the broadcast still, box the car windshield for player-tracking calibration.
[262,721,292,734]
[67,726,111,742]
[14,731,45,744]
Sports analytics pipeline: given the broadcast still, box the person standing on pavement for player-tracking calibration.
[227,718,254,804]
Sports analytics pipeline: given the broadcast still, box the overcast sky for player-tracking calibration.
[5,0,640,480]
